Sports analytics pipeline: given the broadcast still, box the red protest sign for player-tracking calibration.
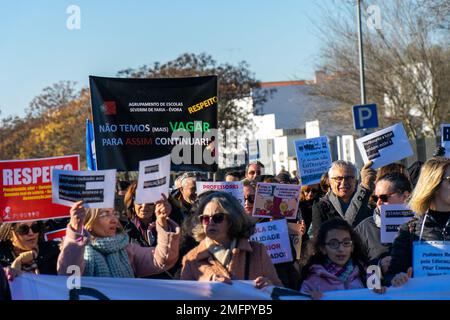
[44,228,67,242]
[0,155,80,223]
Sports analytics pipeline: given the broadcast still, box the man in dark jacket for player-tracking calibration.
[355,172,412,271]
[311,160,376,237]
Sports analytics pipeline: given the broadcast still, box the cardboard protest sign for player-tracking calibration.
[44,228,67,242]
[413,241,450,278]
[250,219,293,264]
[135,155,171,204]
[294,136,331,185]
[441,124,450,158]
[0,155,80,223]
[287,222,303,260]
[355,123,413,169]
[252,183,301,220]
[196,181,244,205]
[380,204,415,243]
[52,169,116,208]
[89,76,218,172]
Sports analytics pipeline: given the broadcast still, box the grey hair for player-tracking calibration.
[180,172,197,188]
[192,191,255,242]
[328,160,357,178]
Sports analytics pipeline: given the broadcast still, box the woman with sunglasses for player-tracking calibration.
[299,218,386,299]
[57,199,180,278]
[385,157,450,287]
[180,191,283,288]
[0,221,60,278]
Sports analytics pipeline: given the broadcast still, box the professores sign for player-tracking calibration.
[89,76,218,172]
[0,155,80,222]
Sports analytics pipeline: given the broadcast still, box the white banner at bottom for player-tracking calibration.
[10,273,450,300]
[10,274,272,300]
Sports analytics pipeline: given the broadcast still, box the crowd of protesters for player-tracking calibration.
[0,147,448,300]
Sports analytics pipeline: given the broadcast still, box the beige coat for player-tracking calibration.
[180,238,283,286]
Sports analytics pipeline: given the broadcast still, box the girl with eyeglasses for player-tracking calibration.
[57,200,180,278]
[0,221,60,279]
[180,191,283,289]
[299,218,387,299]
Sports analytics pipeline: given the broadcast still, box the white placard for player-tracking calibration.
[355,123,413,169]
[441,124,450,158]
[135,155,171,204]
[196,181,244,205]
[52,169,116,208]
[413,241,450,278]
[250,219,293,264]
[380,204,415,243]
[294,136,332,185]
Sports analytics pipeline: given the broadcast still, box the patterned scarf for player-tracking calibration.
[84,233,135,278]
[324,258,355,282]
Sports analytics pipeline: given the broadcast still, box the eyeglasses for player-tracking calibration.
[330,176,355,183]
[14,223,42,236]
[244,195,255,203]
[325,239,353,250]
[199,213,226,225]
[248,170,261,176]
[98,211,120,219]
[371,192,397,203]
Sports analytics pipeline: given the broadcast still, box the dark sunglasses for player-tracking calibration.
[199,213,226,225]
[371,192,396,203]
[14,223,42,236]
[244,195,255,203]
[248,170,261,175]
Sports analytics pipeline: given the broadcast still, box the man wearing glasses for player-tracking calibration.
[244,161,264,182]
[355,172,412,273]
[311,160,376,238]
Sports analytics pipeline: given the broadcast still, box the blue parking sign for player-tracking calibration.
[353,104,379,130]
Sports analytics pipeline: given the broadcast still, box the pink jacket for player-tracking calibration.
[300,264,365,294]
[57,219,180,278]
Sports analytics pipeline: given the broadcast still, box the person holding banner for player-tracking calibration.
[180,191,283,288]
[57,200,180,278]
[311,160,376,238]
[299,218,386,299]
[386,157,450,286]
[355,172,412,271]
[0,221,60,277]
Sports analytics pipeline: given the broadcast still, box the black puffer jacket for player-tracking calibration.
[0,240,60,275]
[385,211,450,285]
[311,184,373,237]
[0,267,11,300]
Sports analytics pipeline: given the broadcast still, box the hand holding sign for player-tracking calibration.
[391,267,412,287]
[360,161,376,190]
[155,193,171,230]
[69,200,86,233]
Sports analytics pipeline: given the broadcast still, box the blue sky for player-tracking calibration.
[0,0,330,119]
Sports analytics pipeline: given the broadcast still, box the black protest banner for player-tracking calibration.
[89,76,218,172]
